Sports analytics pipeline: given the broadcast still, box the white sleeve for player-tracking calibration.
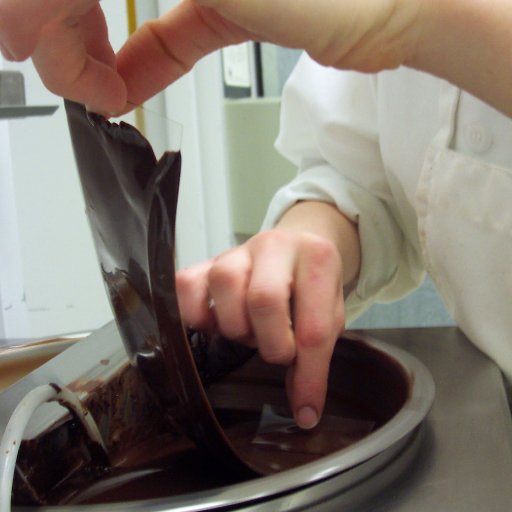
[262,55,424,321]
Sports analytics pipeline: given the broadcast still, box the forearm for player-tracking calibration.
[408,0,512,116]
[275,200,361,291]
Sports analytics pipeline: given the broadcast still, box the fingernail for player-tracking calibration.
[85,105,100,114]
[296,406,318,430]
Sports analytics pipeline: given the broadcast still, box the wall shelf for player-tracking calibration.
[0,105,58,119]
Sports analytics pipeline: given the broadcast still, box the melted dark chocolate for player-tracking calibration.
[13,336,409,505]
[10,103,411,506]
[64,100,256,476]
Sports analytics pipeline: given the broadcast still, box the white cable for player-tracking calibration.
[0,384,58,512]
[55,387,106,451]
[0,384,108,511]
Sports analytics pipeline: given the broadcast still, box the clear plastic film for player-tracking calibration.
[65,101,256,478]
[252,404,375,462]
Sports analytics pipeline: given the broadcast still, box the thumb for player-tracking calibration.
[192,0,305,42]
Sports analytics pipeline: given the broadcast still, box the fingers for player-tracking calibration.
[208,247,253,340]
[0,0,97,60]
[31,5,127,114]
[176,260,216,330]
[0,0,57,60]
[117,0,251,107]
[288,237,345,429]
[177,249,254,339]
[246,232,296,365]
[176,231,345,431]
[193,0,314,44]
[79,5,116,68]
[193,0,351,63]
[193,0,415,72]
[0,0,125,114]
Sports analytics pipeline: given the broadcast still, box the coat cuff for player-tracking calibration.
[261,163,424,321]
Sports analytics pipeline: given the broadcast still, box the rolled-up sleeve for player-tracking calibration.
[262,55,424,321]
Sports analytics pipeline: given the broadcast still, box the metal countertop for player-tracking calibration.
[1,326,512,511]
[338,327,512,512]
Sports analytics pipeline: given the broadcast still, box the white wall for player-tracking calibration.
[0,101,28,338]
[158,1,234,268]
[0,1,234,339]
[0,2,136,339]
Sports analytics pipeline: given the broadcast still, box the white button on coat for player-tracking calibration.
[464,124,493,153]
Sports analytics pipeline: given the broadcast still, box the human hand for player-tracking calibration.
[3,1,509,117]
[116,0,424,108]
[177,229,345,430]
[0,0,126,113]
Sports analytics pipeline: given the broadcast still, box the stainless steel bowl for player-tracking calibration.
[3,324,434,511]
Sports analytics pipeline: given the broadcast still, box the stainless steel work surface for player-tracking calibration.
[342,327,512,512]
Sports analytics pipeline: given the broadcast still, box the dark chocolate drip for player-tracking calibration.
[64,101,255,476]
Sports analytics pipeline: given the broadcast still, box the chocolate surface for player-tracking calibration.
[0,353,55,391]
[65,100,256,476]
[0,338,78,391]
[13,335,409,505]
[10,104,410,506]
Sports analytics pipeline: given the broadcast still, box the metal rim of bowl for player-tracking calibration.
[28,332,435,512]
[0,333,89,362]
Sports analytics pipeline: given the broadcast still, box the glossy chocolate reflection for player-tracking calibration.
[12,335,409,505]
[65,101,256,476]
[11,103,410,506]
[76,336,410,503]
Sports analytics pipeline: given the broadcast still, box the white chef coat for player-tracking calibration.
[262,54,512,379]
